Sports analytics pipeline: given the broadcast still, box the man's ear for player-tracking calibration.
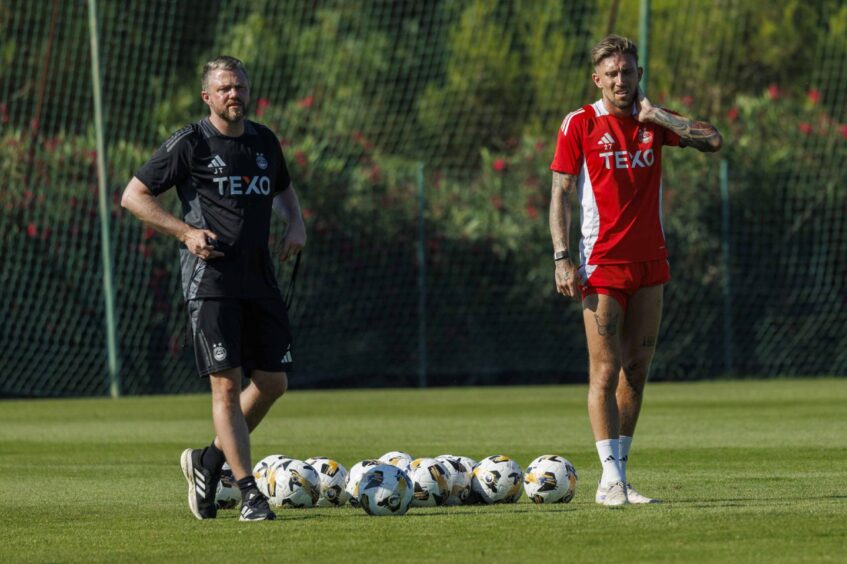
[592,72,602,89]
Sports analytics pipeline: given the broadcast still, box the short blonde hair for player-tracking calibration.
[591,35,638,67]
[202,56,249,90]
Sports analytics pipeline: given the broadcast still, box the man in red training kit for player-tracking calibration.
[548,35,722,506]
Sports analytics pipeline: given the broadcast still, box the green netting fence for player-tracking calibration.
[2,0,846,397]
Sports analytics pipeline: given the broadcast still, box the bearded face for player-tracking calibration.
[203,69,251,124]
[593,53,641,112]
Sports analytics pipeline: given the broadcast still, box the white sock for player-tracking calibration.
[596,439,624,486]
[619,435,633,485]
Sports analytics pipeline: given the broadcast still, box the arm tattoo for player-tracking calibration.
[552,172,576,195]
[549,173,576,254]
[594,313,618,336]
[648,107,722,152]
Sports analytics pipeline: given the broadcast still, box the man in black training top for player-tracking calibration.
[122,56,306,521]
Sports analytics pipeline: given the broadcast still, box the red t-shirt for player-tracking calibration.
[550,99,681,265]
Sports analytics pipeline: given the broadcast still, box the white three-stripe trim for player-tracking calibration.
[598,132,615,145]
[194,468,207,496]
[560,108,585,136]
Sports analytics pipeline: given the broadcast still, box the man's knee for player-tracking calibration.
[253,371,288,400]
[210,369,243,405]
[620,355,651,394]
[589,359,621,393]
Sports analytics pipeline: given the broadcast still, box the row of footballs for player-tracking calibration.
[216,451,579,516]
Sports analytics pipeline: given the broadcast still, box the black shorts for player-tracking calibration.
[186,296,293,377]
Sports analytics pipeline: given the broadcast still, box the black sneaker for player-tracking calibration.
[180,448,218,519]
[239,490,277,522]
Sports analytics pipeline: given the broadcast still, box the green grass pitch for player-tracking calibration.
[1,379,845,563]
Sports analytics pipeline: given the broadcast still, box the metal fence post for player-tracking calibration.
[88,0,121,397]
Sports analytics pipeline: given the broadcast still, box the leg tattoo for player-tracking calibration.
[594,313,619,336]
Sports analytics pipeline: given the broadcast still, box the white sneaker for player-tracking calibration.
[626,483,661,504]
[595,481,629,506]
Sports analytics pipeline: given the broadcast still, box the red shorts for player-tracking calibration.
[579,259,670,310]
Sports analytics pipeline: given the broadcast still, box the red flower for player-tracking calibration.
[492,159,506,172]
[490,195,504,210]
[767,83,781,100]
[302,207,314,220]
[840,124,847,140]
[368,165,381,183]
[726,107,739,122]
[526,205,539,220]
[297,95,314,109]
[807,89,821,105]
[43,138,60,153]
[279,137,290,147]
[798,123,813,135]
[352,130,373,150]
[681,95,693,107]
[26,223,38,238]
[144,226,156,240]
[0,102,8,125]
[534,141,546,153]
[294,150,308,168]
[255,98,270,117]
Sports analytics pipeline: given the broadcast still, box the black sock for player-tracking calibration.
[237,476,259,498]
[201,442,226,476]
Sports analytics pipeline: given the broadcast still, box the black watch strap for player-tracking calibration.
[554,250,570,261]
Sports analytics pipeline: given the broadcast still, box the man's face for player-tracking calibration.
[202,68,251,123]
[592,53,641,110]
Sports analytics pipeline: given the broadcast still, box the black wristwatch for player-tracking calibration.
[553,250,570,262]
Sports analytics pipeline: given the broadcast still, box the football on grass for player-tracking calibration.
[357,464,413,516]
[523,454,578,504]
[408,457,450,507]
[267,459,321,508]
[253,454,292,497]
[214,462,240,509]
[346,459,381,508]
[471,455,523,504]
[435,454,474,505]
[305,456,350,507]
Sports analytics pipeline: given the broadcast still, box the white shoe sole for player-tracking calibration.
[596,482,629,507]
[180,448,203,520]
[627,494,661,504]
[596,494,629,507]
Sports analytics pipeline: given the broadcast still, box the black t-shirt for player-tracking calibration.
[135,118,291,300]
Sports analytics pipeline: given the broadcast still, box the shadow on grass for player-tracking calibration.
[665,494,847,507]
[260,504,580,521]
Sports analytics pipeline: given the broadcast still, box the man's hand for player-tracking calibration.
[555,259,579,298]
[280,222,306,262]
[635,87,655,123]
[181,228,224,260]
